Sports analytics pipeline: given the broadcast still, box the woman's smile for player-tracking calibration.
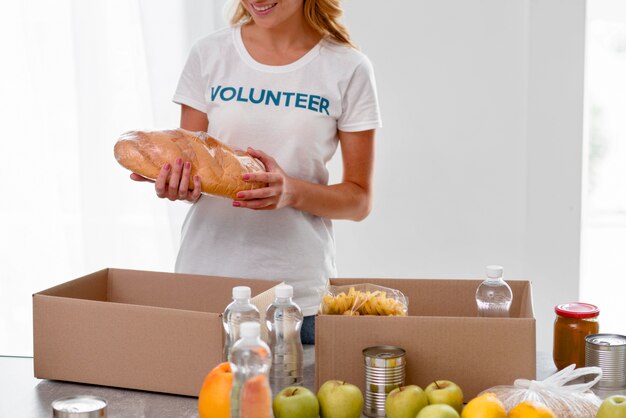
[249,2,278,16]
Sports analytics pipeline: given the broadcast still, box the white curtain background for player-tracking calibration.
[0,0,226,356]
[580,0,626,337]
[4,0,618,358]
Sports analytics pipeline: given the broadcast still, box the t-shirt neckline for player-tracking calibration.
[233,25,322,73]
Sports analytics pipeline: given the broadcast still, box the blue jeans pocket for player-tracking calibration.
[301,315,315,345]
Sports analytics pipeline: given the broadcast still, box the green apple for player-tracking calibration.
[317,380,364,418]
[416,404,460,418]
[425,380,464,413]
[273,386,320,418]
[385,385,429,418]
[597,395,626,418]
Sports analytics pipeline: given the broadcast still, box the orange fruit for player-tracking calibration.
[508,401,556,418]
[461,392,507,418]
[198,362,233,418]
[240,374,272,418]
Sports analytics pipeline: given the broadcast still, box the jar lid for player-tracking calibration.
[555,302,599,318]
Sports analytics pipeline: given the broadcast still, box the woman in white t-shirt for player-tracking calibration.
[132,0,382,344]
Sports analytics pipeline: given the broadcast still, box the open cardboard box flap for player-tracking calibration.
[33,268,280,396]
[316,278,536,399]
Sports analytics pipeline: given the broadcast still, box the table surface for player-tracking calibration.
[1,350,622,418]
[0,346,315,418]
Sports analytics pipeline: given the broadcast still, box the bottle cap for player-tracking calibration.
[486,265,503,279]
[275,284,293,298]
[232,286,251,299]
[239,321,261,338]
[555,302,600,318]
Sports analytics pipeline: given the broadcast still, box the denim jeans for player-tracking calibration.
[301,315,315,345]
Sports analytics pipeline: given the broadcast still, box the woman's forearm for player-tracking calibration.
[236,130,375,218]
[288,177,372,221]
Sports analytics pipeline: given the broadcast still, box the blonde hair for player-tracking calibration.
[229,0,355,48]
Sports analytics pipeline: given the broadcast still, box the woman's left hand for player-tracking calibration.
[232,147,296,210]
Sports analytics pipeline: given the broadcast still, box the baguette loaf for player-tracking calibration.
[114,129,266,199]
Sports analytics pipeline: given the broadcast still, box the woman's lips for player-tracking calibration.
[250,2,278,16]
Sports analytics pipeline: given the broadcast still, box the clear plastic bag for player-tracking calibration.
[319,283,408,316]
[481,365,603,417]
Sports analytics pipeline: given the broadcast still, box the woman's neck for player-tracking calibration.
[241,20,321,66]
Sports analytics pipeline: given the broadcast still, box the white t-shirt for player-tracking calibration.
[172,25,382,316]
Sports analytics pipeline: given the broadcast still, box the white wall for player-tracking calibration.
[580,0,626,337]
[137,0,230,245]
[524,0,586,352]
[157,0,586,353]
[326,0,586,353]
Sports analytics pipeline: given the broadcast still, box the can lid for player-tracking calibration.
[363,345,406,359]
[52,396,107,417]
[555,302,599,318]
[586,333,626,347]
[363,346,406,368]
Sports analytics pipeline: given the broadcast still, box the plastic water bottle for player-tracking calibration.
[475,265,513,317]
[222,286,260,362]
[266,284,304,394]
[229,321,272,418]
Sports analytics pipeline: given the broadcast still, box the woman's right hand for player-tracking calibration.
[130,157,202,202]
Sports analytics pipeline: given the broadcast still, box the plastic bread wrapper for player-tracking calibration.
[319,283,408,316]
[113,129,267,200]
[480,365,603,417]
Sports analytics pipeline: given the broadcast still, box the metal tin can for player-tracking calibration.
[363,346,406,418]
[585,333,626,390]
[51,396,107,418]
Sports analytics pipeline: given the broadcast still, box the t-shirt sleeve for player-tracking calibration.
[172,43,207,113]
[337,56,383,132]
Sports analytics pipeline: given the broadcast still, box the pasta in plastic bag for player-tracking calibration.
[481,365,603,417]
[319,283,408,316]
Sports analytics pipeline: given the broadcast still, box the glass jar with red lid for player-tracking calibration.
[553,302,600,370]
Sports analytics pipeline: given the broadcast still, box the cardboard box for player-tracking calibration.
[33,268,280,396]
[315,278,536,399]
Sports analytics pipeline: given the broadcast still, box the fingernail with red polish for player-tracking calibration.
[164,163,171,170]
[236,192,244,198]
[176,158,182,165]
[185,161,191,169]
[242,174,250,181]
[232,201,241,207]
